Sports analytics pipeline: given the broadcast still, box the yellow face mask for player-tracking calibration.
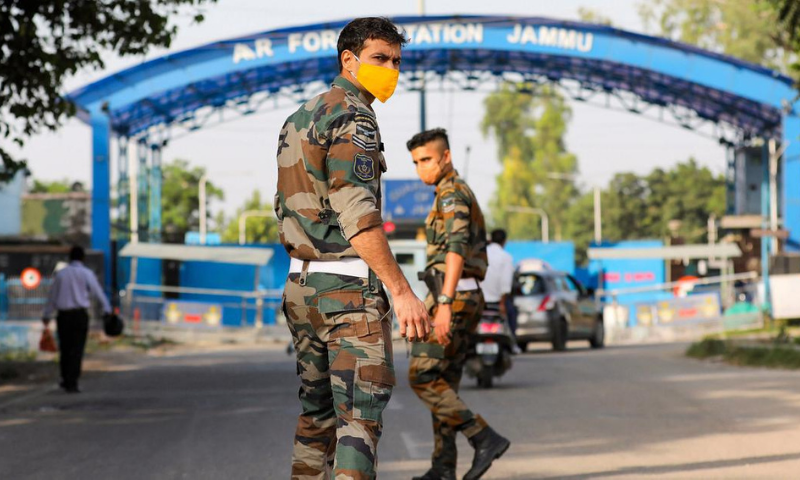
[349,53,399,103]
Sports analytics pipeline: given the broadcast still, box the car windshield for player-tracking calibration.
[515,273,546,296]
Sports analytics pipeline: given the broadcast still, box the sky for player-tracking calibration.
[10,0,727,222]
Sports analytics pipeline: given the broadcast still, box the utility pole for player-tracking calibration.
[463,145,471,181]
[593,185,602,245]
[199,173,208,245]
[506,205,550,243]
[418,0,426,132]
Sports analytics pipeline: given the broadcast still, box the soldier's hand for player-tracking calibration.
[394,291,429,342]
[433,305,453,346]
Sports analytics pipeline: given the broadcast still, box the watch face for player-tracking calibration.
[438,295,453,304]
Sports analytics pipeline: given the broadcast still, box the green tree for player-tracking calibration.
[563,191,596,265]
[0,0,216,181]
[29,178,77,194]
[638,0,794,73]
[577,7,615,26]
[564,159,726,264]
[644,158,726,243]
[480,83,538,162]
[220,190,279,244]
[482,84,579,241]
[161,159,222,242]
[770,0,800,81]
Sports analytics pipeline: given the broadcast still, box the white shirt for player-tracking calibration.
[43,261,112,318]
[481,243,514,303]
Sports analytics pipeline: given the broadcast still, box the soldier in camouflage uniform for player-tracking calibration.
[275,18,429,480]
[406,129,511,480]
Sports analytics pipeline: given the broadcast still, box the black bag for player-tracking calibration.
[103,313,124,337]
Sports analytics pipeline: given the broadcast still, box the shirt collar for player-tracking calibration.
[435,169,459,193]
[332,75,373,109]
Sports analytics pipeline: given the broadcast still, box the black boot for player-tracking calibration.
[463,427,511,480]
[412,467,456,480]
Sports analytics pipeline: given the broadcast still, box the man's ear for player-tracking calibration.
[341,50,355,71]
[442,148,453,165]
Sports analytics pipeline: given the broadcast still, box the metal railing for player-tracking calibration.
[0,275,52,321]
[123,283,284,330]
[0,274,106,321]
[597,271,763,331]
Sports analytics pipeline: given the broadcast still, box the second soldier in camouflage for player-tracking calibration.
[407,129,511,480]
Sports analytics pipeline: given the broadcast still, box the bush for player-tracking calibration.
[686,337,800,369]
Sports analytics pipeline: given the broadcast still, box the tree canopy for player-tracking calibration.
[0,0,216,181]
[161,159,222,242]
[482,83,579,241]
[219,190,279,244]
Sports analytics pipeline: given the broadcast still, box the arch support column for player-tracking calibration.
[91,112,112,291]
[783,114,800,253]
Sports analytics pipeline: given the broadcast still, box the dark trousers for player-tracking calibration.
[56,309,89,389]
[504,296,518,335]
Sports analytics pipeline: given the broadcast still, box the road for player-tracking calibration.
[2,341,800,479]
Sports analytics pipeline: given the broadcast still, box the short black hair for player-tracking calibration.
[69,245,85,261]
[491,229,507,245]
[406,128,450,152]
[337,17,407,72]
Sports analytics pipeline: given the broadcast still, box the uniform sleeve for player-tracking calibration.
[439,188,471,258]
[325,112,383,240]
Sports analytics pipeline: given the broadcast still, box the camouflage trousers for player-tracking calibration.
[408,289,489,473]
[283,271,395,480]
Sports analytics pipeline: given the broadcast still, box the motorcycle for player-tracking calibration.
[464,304,514,388]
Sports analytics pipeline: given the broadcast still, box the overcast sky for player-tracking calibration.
[10,0,726,220]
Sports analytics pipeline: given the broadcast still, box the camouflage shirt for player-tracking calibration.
[425,170,488,280]
[275,76,387,260]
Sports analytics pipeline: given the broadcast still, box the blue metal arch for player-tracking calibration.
[71,15,800,288]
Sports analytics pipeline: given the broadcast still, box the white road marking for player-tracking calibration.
[401,431,430,459]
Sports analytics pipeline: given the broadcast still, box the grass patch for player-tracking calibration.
[686,337,800,370]
[86,334,178,354]
[0,350,55,383]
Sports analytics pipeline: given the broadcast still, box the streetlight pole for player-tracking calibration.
[199,173,208,245]
[593,185,602,245]
[198,170,253,245]
[417,0,426,132]
[506,205,549,243]
[545,172,603,245]
[238,210,275,245]
[463,145,471,181]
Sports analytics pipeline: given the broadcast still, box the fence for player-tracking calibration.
[598,271,764,340]
[0,274,53,321]
[123,283,284,330]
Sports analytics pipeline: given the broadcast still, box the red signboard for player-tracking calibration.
[20,268,42,290]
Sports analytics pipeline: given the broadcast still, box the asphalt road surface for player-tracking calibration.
[3,341,800,479]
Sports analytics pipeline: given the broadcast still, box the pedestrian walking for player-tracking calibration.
[42,245,111,393]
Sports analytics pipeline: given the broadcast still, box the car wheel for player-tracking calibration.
[517,342,528,353]
[589,318,605,349]
[551,318,568,351]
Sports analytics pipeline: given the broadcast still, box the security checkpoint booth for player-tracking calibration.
[118,243,282,330]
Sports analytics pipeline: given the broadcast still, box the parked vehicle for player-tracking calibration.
[465,305,514,388]
[512,268,604,352]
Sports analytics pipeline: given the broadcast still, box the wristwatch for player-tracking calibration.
[437,294,454,305]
